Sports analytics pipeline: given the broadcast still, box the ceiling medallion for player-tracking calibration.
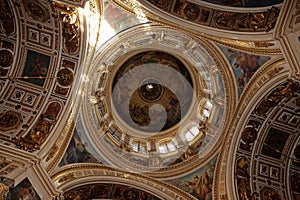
[83,25,227,174]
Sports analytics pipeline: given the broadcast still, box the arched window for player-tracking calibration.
[158,140,176,153]
[131,140,147,153]
[184,126,200,142]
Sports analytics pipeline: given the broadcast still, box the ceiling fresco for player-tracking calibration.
[112,51,194,133]
[63,183,161,200]
[217,45,271,97]
[166,154,218,200]
[59,126,101,166]
[6,178,40,200]
[1,0,300,199]
[98,0,140,47]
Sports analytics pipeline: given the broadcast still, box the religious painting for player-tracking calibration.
[59,116,108,166]
[44,101,62,120]
[261,127,289,159]
[64,183,159,200]
[64,183,113,199]
[22,50,51,86]
[104,2,139,33]
[54,85,69,95]
[201,0,283,7]
[7,178,40,200]
[59,127,101,166]
[217,45,270,97]
[56,68,74,86]
[290,173,300,199]
[112,51,194,133]
[166,155,217,200]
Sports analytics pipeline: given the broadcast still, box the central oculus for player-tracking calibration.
[139,78,163,102]
[112,51,194,134]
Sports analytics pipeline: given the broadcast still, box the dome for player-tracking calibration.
[81,24,227,175]
[3,0,298,199]
[111,51,194,134]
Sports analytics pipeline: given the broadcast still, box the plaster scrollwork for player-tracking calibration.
[51,1,80,55]
[0,110,22,131]
[0,177,14,199]
[0,183,8,200]
[55,0,88,7]
[16,116,52,151]
[254,79,300,117]
[23,0,51,23]
[213,7,279,32]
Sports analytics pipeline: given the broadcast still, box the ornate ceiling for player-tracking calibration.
[0,0,300,199]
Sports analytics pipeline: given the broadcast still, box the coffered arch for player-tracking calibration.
[215,57,299,199]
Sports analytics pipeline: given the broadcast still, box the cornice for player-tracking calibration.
[51,163,197,200]
[110,0,281,40]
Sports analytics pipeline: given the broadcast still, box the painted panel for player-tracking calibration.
[22,50,51,87]
[166,155,218,200]
[104,2,140,33]
[59,127,101,166]
[7,178,40,200]
[261,127,289,159]
[217,45,270,97]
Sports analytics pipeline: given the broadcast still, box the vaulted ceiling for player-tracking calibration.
[1,0,300,199]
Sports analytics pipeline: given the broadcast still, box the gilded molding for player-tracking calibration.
[55,0,88,7]
[51,2,81,55]
[51,163,197,200]
[165,25,281,56]
[80,24,236,178]
[273,1,300,76]
[45,0,102,174]
[111,0,280,32]
[214,57,288,199]
[45,120,75,173]
[198,35,281,56]
[110,1,281,56]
